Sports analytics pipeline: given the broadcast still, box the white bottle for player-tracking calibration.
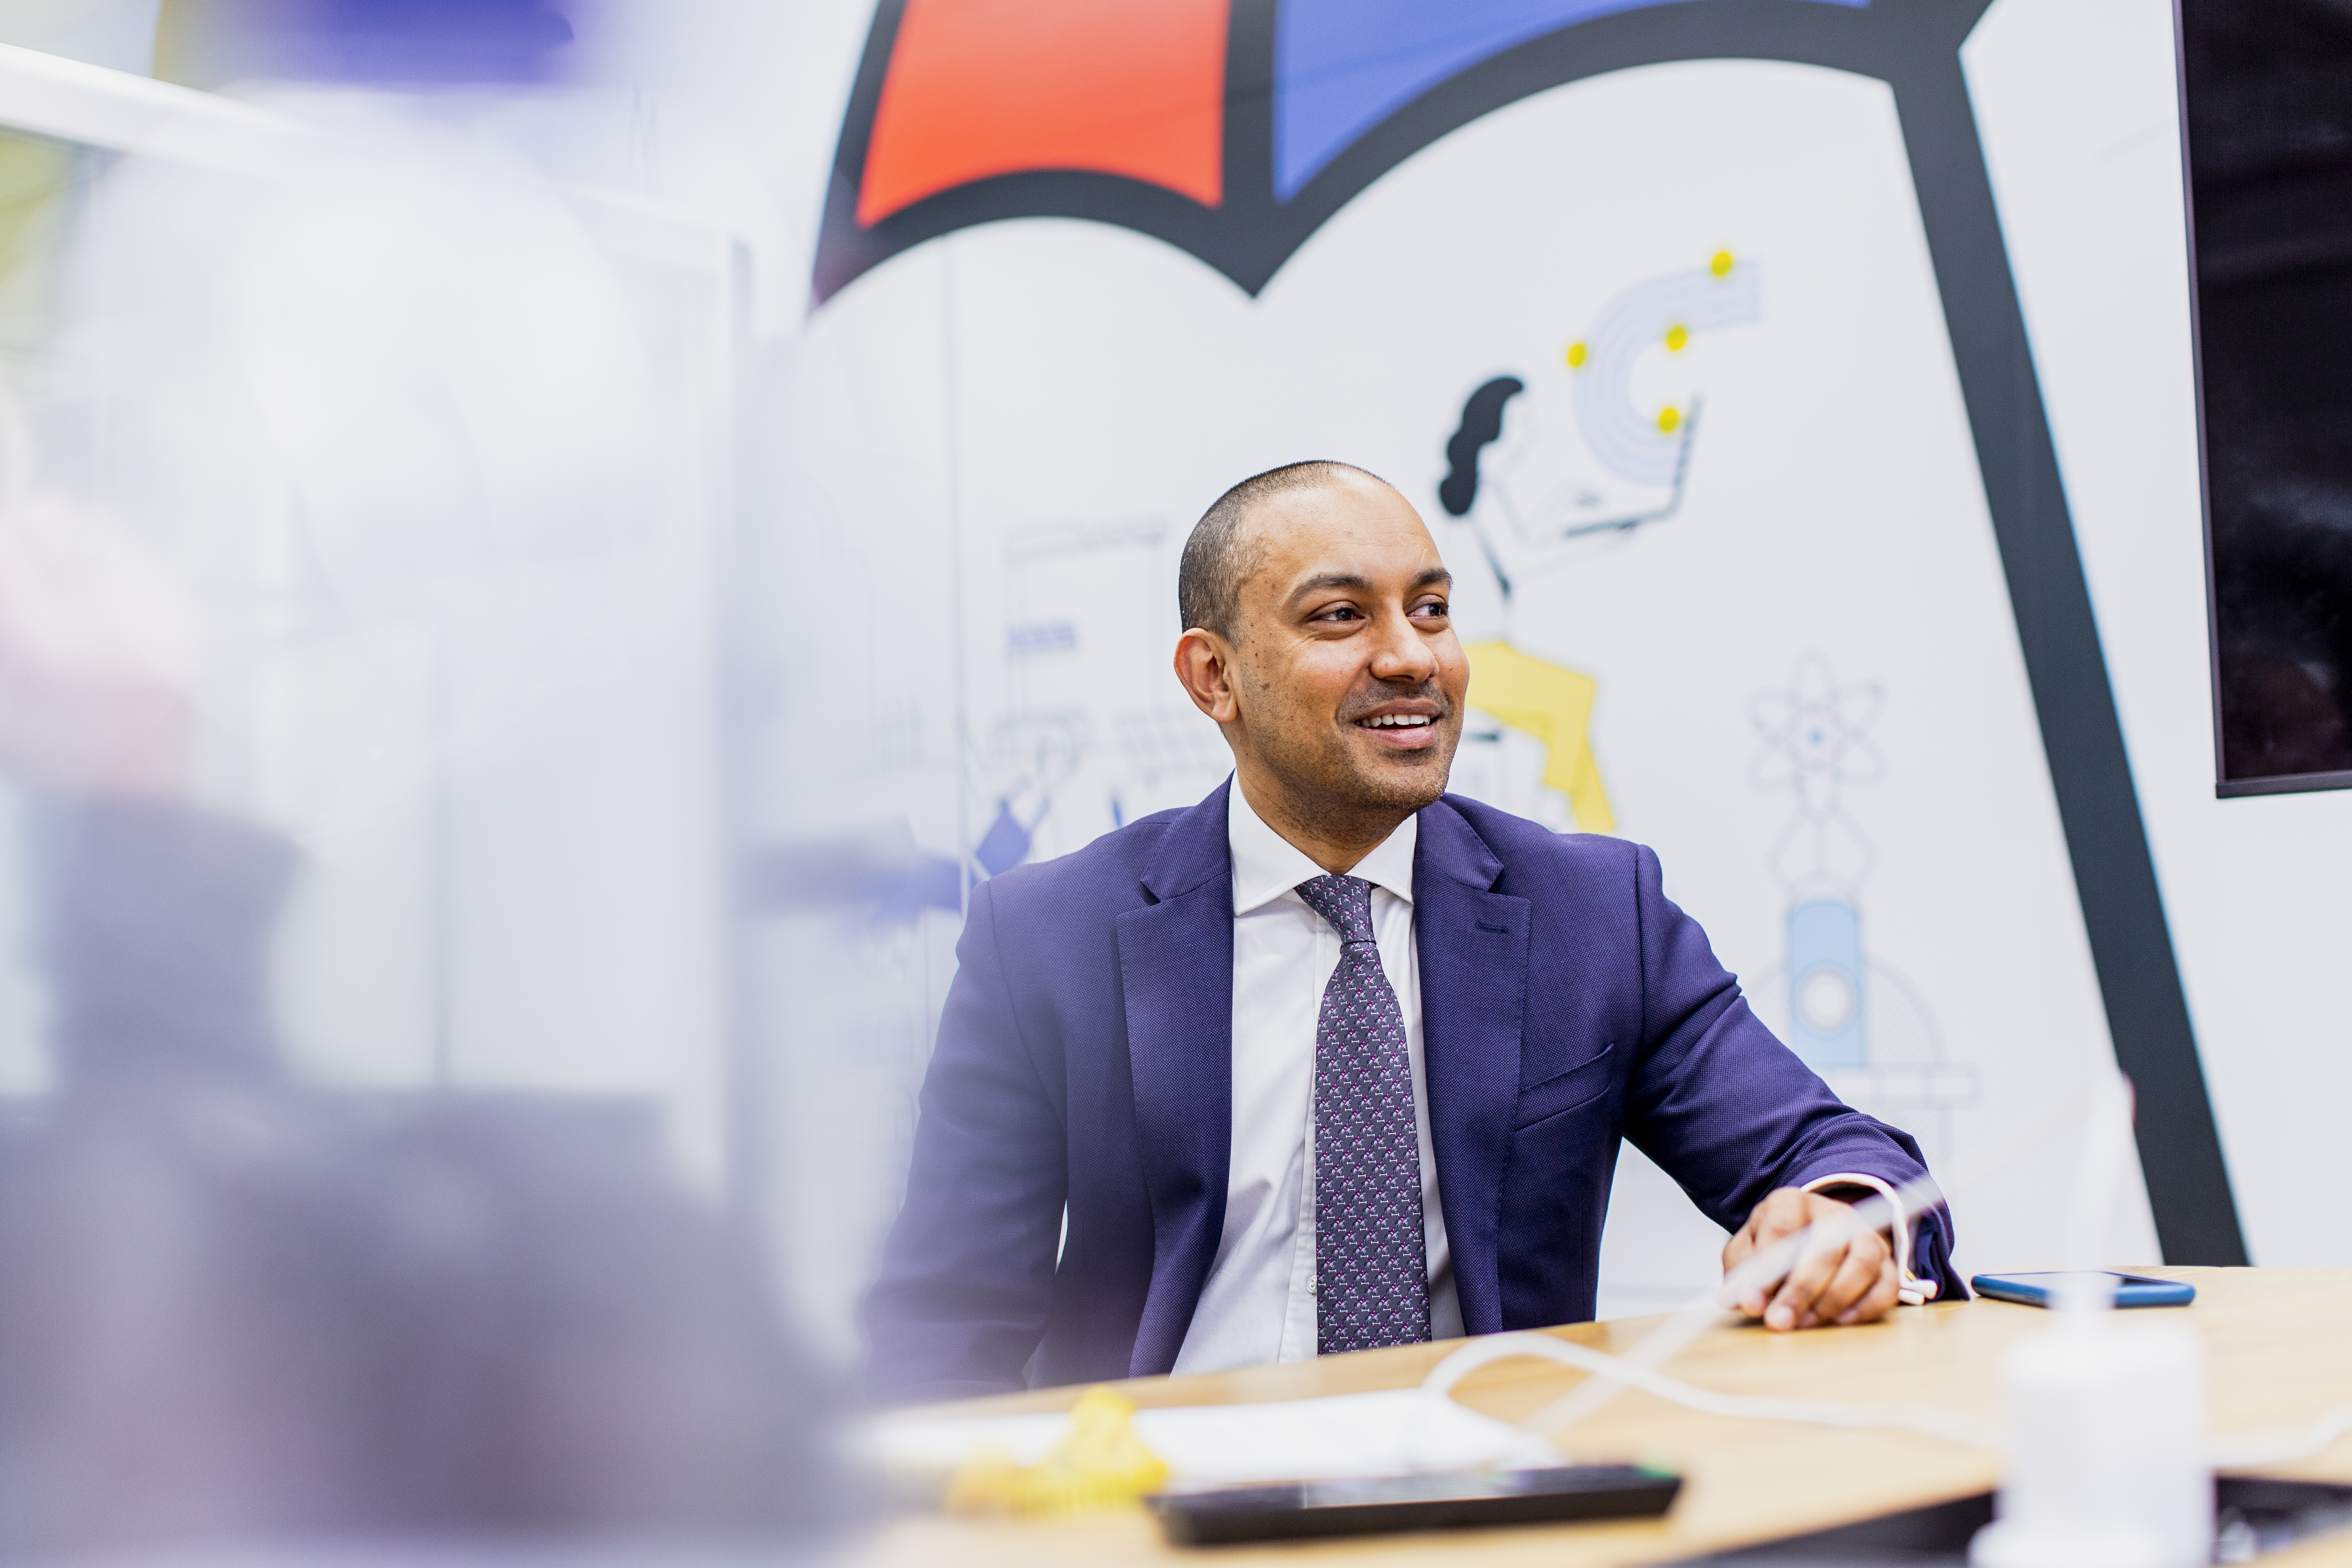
[1970,1278,2211,1568]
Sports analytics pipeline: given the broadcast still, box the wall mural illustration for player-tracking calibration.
[1434,248,1765,835]
[1743,652,1976,1166]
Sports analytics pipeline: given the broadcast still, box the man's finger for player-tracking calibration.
[1726,1222,1785,1315]
[1763,1230,1846,1331]
[1808,1236,1887,1327]
[1721,1226,1756,1270]
[1725,1245,1767,1315]
[1732,1202,1833,1317]
[1836,1259,1901,1326]
[1732,1196,1811,1308]
[1751,1191,1810,1239]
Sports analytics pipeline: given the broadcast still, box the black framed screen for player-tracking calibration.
[2180,0,2352,796]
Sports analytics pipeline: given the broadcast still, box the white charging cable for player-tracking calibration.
[1455,1093,2063,1447]
[2207,1404,2352,1470]
[1408,1073,2352,1472]
[1412,1163,1989,1449]
[1421,1330,2004,1448]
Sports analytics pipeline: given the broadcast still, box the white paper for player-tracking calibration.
[862,1388,1559,1488]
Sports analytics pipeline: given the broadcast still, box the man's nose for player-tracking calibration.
[1367,608,1437,681]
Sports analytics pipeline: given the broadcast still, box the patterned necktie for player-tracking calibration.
[1294,873,1432,1355]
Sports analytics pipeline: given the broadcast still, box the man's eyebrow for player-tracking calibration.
[1284,566,1454,608]
[1284,571,1374,605]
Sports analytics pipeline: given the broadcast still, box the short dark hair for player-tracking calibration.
[1178,461,1384,640]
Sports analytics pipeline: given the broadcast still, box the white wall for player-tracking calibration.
[1965,0,2352,1268]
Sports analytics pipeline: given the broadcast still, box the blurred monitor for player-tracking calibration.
[2180,0,2352,794]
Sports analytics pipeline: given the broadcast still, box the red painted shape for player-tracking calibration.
[858,0,1230,226]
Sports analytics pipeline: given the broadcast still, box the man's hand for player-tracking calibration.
[1721,1187,1898,1331]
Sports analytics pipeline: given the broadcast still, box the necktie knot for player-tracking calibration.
[1296,874,1377,948]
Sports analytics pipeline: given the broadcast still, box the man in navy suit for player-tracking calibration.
[867,461,1961,1403]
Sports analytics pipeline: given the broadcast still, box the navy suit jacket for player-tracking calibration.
[866,783,1960,1403]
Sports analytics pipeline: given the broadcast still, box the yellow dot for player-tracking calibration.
[1664,323,1689,352]
[1657,407,1681,434]
[1710,250,1734,278]
[1565,341,1588,368]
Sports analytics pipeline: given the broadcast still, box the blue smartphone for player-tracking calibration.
[1971,1271,2195,1308]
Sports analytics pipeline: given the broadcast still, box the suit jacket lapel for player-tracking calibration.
[1414,797,1530,1336]
[1116,780,1235,1377]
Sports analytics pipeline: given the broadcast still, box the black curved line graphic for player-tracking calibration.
[1441,376,1524,520]
[808,0,2247,1264]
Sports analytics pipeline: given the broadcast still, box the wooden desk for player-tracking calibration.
[852,1269,2352,1566]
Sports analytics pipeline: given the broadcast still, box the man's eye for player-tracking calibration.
[1411,600,1449,619]
[1315,605,1362,622]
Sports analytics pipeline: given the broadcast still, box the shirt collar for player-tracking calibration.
[1226,776,1419,917]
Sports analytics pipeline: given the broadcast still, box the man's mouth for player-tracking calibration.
[1349,703,1446,751]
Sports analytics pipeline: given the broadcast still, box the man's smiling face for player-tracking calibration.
[1220,471,1469,832]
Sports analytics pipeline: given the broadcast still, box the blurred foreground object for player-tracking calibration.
[863,1384,1553,1508]
[0,3,840,1545]
[0,786,838,1549]
[155,0,575,90]
[939,1389,1167,1519]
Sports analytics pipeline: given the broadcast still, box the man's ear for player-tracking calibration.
[1173,627,1241,725]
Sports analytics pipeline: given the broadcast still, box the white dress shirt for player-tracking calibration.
[1170,783,1465,1375]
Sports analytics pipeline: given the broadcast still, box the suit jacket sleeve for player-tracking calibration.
[1620,845,1962,1296]
[863,878,1069,1404]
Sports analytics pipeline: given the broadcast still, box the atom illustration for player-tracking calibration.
[1749,653,1885,897]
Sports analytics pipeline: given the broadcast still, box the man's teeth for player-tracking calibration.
[1363,715,1433,728]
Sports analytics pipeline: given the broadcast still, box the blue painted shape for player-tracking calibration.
[974,801,1033,878]
[273,0,573,84]
[1007,621,1078,657]
[877,853,965,923]
[1274,0,1868,198]
[1785,897,1867,1072]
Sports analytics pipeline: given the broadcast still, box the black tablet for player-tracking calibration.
[1148,1463,1681,1546]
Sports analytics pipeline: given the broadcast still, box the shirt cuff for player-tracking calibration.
[1801,1171,1939,1305]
